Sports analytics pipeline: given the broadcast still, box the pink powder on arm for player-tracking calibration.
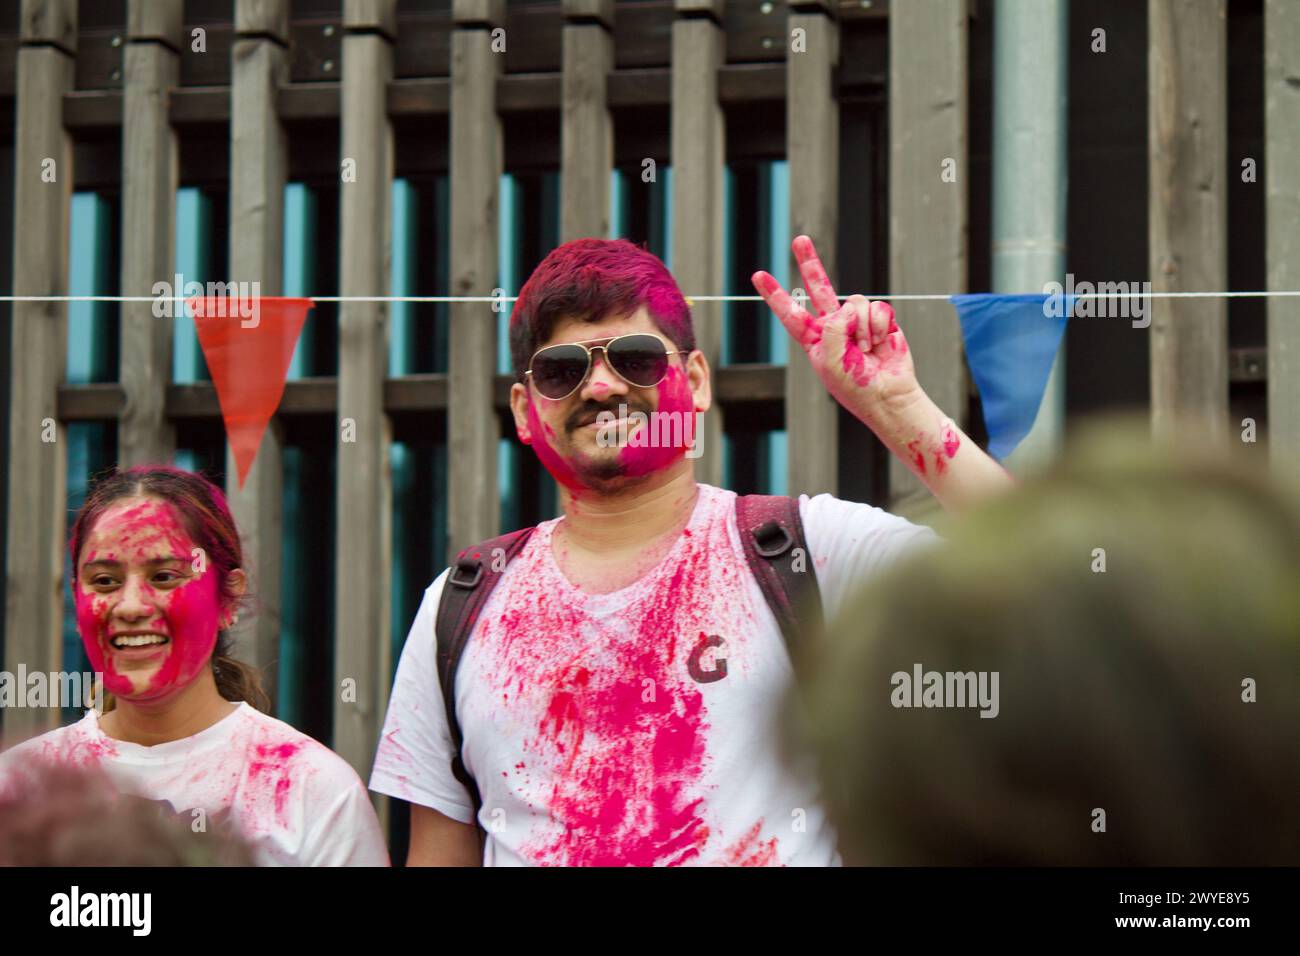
[941,422,961,459]
[906,439,927,476]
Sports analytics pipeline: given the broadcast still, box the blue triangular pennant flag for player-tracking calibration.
[950,293,1074,461]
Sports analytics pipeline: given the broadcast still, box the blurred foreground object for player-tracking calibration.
[0,762,256,866]
[797,422,1300,865]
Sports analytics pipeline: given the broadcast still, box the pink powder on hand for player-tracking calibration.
[839,306,912,390]
[842,315,872,387]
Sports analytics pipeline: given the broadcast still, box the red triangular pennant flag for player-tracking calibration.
[190,296,313,488]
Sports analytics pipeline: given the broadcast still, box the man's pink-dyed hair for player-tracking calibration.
[507,238,696,381]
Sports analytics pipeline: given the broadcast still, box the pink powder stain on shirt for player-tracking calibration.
[474,488,759,866]
[721,819,781,867]
[0,722,122,807]
[246,740,302,825]
[11,707,349,860]
[528,578,711,866]
[44,725,121,769]
[381,727,413,769]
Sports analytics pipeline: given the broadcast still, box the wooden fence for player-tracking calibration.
[3,0,1297,795]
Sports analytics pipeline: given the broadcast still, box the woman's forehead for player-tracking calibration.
[87,497,188,541]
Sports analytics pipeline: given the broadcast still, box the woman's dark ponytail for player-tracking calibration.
[212,632,270,713]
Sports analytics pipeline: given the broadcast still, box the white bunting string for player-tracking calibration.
[1,291,1300,305]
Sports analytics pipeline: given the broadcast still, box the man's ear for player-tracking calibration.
[686,349,712,414]
[510,381,533,444]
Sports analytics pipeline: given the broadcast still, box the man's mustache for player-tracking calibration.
[566,400,652,431]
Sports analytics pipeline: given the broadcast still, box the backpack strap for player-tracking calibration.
[435,526,536,826]
[734,494,824,678]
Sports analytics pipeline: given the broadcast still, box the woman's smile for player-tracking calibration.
[106,629,172,662]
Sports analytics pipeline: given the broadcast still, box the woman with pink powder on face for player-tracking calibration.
[0,465,388,866]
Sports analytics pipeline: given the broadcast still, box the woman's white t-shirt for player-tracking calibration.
[1,701,389,866]
[370,483,938,866]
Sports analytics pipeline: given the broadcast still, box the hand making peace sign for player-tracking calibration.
[751,235,921,426]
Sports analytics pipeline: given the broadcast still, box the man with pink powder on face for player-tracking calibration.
[0,466,389,866]
[370,236,1015,866]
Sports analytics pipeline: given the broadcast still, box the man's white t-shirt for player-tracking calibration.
[370,483,938,866]
[2,701,389,866]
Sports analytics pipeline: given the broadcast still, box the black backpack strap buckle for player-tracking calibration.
[449,555,484,589]
[751,519,794,558]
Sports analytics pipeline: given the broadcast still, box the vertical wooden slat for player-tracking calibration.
[235,0,288,37]
[561,0,613,241]
[118,0,179,466]
[670,1,725,488]
[1148,0,1228,444]
[126,0,183,45]
[334,0,395,781]
[888,0,969,513]
[786,6,840,498]
[227,0,289,711]
[344,0,397,40]
[18,0,76,49]
[4,0,77,740]
[1265,0,1299,470]
[449,0,504,557]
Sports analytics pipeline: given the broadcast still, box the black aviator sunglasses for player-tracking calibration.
[525,333,688,401]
